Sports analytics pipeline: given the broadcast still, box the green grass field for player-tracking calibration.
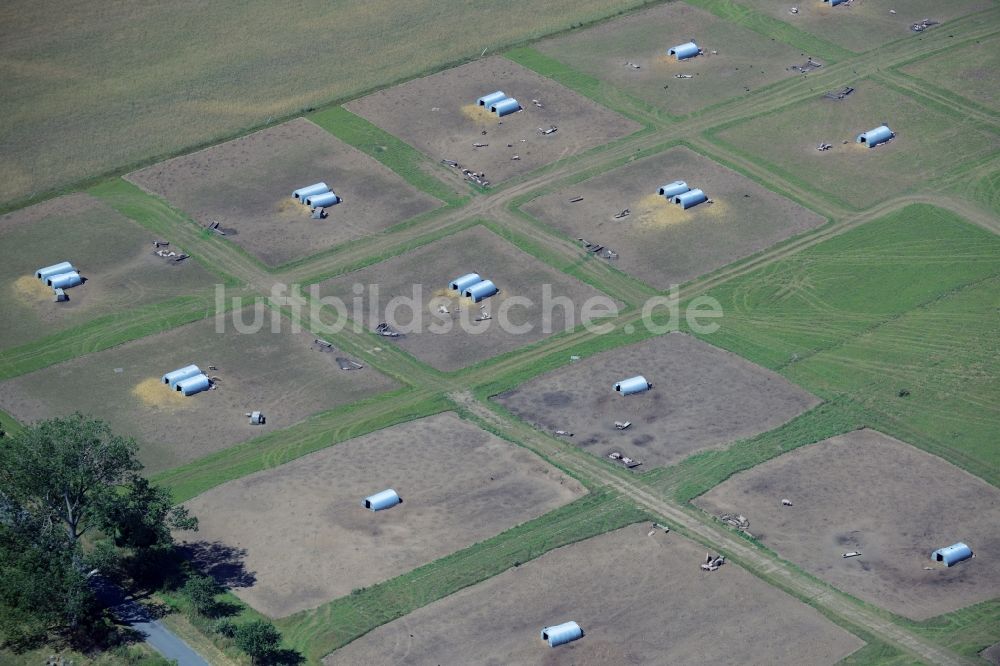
[898,35,1000,115]
[0,0,660,209]
[711,79,1000,210]
[696,204,1000,481]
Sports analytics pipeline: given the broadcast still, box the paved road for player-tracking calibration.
[93,577,209,666]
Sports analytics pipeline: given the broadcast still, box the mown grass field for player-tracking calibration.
[0,0,660,209]
[693,204,1000,482]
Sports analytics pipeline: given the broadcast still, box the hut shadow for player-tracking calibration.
[178,540,257,589]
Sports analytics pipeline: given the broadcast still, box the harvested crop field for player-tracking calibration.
[535,2,806,116]
[179,412,585,617]
[734,0,993,53]
[326,523,864,665]
[0,193,215,351]
[695,429,1000,620]
[127,118,442,267]
[712,80,1000,210]
[317,225,617,372]
[522,145,824,289]
[0,306,396,472]
[496,332,819,470]
[345,56,641,187]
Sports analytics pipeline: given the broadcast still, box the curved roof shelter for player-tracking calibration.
[492,97,521,117]
[674,188,708,209]
[658,181,690,199]
[162,364,202,387]
[856,125,894,148]
[541,621,583,647]
[176,373,210,396]
[449,273,482,292]
[668,41,700,60]
[308,191,340,208]
[615,375,651,395]
[477,91,507,107]
[292,182,329,201]
[36,261,75,281]
[362,488,402,511]
[464,279,498,302]
[47,271,82,289]
[825,0,846,6]
[931,543,973,567]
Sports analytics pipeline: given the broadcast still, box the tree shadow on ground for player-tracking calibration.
[177,541,256,589]
[266,647,306,665]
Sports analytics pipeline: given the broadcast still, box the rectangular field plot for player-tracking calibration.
[703,205,1000,368]
[786,274,1000,474]
[522,146,824,289]
[535,3,807,117]
[713,80,1000,210]
[695,429,1000,620]
[180,412,585,617]
[0,307,396,473]
[127,118,442,267]
[496,333,819,470]
[317,225,616,372]
[900,35,1000,112]
[344,56,641,187]
[326,523,863,664]
[0,193,216,351]
[733,0,992,53]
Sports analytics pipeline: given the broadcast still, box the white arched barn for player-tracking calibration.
[541,621,583,647]
[658,181,690,199]
[450,273,482,292]
[668,41,701,60]
[176,373,210,396]
[162,364,202,388]
[362,488,402,511]
[856,125,895,148]
[614,375,651,395]
[292,182,329,201]
[463,279,499,302]
[674,188,708,209]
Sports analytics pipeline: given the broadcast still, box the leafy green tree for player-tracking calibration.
[0,414,197,647]
[0,496,95,644]
[0,413,195,547]
[234,620,282,665]
[181,575,220,616]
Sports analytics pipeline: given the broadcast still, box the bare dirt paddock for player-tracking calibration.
[318,225,616,372]
[522,146,824,289]
[180,412,585,617]
[326,523,864,665]
[127,118,442,267]
[496,332,819,470]
[0,306,396,473]
[695,429,1000,620]
[536,2,807,116]
[345,56,641,186]
[0,193,215,351]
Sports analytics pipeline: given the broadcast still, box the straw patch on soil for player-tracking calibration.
[132,377,192,409]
